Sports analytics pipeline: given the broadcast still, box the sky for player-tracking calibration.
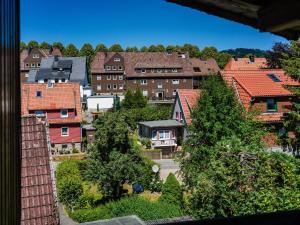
[21,0,286,51]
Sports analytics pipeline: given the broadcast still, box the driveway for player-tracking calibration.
[153,159,181,181]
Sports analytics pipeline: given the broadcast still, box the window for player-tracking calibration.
[193,67,201,72]
[61,78,66,82]
[183,79,186,83]
[119,75,123,80]
[268,74,281,82]
[152,130,157,140]
[31,63,35,67]
[107,84,111,90]
[106,65,111,70]
[97,85,101,90]
[142,90,148,96]
[119,84,123,90]
[34,110,44,116]
[141,69,146,73]
[61,127,69,136]
[157,83,163,88]
[159,130,170,140]
[172,79,179,84]
[152,79,154,83]
[113,84,117,89]
[267,98,277,112]
[157,69,162,73]
[112,66,116,70]
[140,79,147,85]
[96,75,101,80]
[36,91,42,97]
[133,80,136,84]
[113,75,117,80]
[33,54,39,58]
[62,144,68,149]
[176,112,179,120]
[118,66,123,70]
[107,75,111,80]
[25,63,29,67]
[37,63,40,67]
[55,79,58,83]
[165,79,168,83]
[25,73,29,78]
[172,68,177,72]
[60,109,68,118]
[114,57,120,62]
[173,90,177,95]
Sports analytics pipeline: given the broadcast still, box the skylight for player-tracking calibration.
[267,74,281,82]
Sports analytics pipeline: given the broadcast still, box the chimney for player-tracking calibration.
[249,55,255,63]
[234,56,238,61]
[54,55,59,62]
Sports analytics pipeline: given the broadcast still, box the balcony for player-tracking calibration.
[151,139,177,147]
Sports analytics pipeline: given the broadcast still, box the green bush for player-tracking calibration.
[141,138,152,149]
[69,205,112,223]
[107,195,183,221]
[56,160,81,182]
[57,177,83,210]
[159,173,183,206]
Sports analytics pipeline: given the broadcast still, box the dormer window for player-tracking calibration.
[37,63,40,67]
[172,68,177,72]
[36,91,42,97]
[106,65,111,70]
[60,109,68,118]
[141,69,146,73]
[31,63,35,67]
[157,69,162,73]
[118,66,123,70]
[112,66,117,70]
[33,54,39,58]
[193,67,201,72]
[25,63,29,67]
[114,58,121,62]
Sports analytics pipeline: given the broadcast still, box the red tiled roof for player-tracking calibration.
[21,83,82,124]
[224,57,267,70]
[21,115,59,225]
[221,69,300,87]
[233,74,294,97]
[178,89,201,125]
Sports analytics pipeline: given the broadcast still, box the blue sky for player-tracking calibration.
[21,0,286,51]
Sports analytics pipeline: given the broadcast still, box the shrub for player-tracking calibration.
[72,148,79,154]
[69,205,112,223]
[107,195,183,221]
[55,160,81,182]
[141,138,151,149]
[159,173,183,206]
[57,177,83,210]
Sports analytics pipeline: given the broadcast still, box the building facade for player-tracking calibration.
[21,83,82,153]
[91,52,219,100]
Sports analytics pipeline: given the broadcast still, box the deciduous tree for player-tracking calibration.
[109,44,123,52]
[39,41,51,49]
[64,44,79,57]
[95,43,108,52]
[27,40,39,48]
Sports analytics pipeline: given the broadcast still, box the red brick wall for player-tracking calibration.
[49,123,81,144]
[252,97,293,113]
[45,109,75,119]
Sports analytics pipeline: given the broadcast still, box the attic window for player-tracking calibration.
[268,74,281,82]
[114,58,121,62]
[33,54,39,58]
[36,91,42,97]
[193,67,201,72]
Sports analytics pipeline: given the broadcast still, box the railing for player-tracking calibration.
[151,139,177,147]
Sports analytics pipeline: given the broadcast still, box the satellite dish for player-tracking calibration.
[152,165,159,173]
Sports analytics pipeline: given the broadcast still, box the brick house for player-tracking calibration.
[171,89,201,139]
[20,47,62,83]
[91,52,219,100]
[21,83,82,153]
[223,57,267,71]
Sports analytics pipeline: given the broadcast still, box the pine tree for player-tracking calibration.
[27,40,39,48]
[109,44,123,52]
[63,44,79,57]
[39,41,51,49]
[95,43,108,52]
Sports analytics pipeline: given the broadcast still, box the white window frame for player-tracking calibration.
[33,54,39,58]
[34,110,44,116]
[157,69,162,73]
[113,75,117,80]
[152,130,157,140]
[119,75,123,80]
[172,68,177,72]
[159,130,170,140]
[113,84,117,90]
[142,90,148,96]
[61,127,69,137]
[112,66,117,70]
[31,63,35,67]
[37,63,41,67]
[107,84,111,90]
[140,79,147,85]
[119,84,123,90]
[141,69,146,73]
[25,73,29,78]
[157,83,163,88]
[106,65,111,70]
[118,66,123,70]
[172,79,179,85]
[96,75,101,80]
[25,63,29,67]
[97,85,101,90]
[114,58,121,62]
[107,75,111,80]
[60,109,68,118]
[133,80,136,84]
[173,90,177,96]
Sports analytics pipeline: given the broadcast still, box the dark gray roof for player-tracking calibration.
[29,56,88,85]
[138,120,183,128]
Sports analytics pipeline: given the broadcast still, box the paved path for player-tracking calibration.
[153,159,181,181]
[59,203,78,225]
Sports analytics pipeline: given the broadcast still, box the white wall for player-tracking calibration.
[83,88,92,97]
[87,95,124,110]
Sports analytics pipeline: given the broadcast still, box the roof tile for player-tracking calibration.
[178,89,201,125]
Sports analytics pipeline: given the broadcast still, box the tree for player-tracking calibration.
[53,42,65,52]
[63,44,79,57]
[109,44,123,52]
[166,45,176,53]
[122,89,135,110]
[126,46,139,52]
[281,40,300,80]
[122,89,147,109]
[159,173,182,206]
[113,95,121,111]
[87,113,147,199]
[95,43,108,52]
[181,44,201,58]
[156,44,165,52]
[79,43,95,68]
[39,41,51,49]
[148,45,158,52]
[140,46,148,52]
[200,46,218,59]
[266,42,292,69]
[27,40,39,48]
[215,52,232,69]
[20,41,27,51]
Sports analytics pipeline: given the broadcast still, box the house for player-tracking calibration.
[20,47,62,83]
[21,115,59,225]
[21,83,82,153]
[172,89,201,139]
[232,73,295,124]
[27,56,89,98]
[223,57,267,71]
[138,120,183,158]
[90,52,219,100]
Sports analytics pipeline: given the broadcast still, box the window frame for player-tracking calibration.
[266,98,278,112]
[36,91,42,97]
[96,75,101,80]
[60,109,68,118]
[140,79,147,85]
[97,85,101,90]
[106,65,111,70]
[159,130,170,140]
[61,127,69,137]
[172,79,180,85]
